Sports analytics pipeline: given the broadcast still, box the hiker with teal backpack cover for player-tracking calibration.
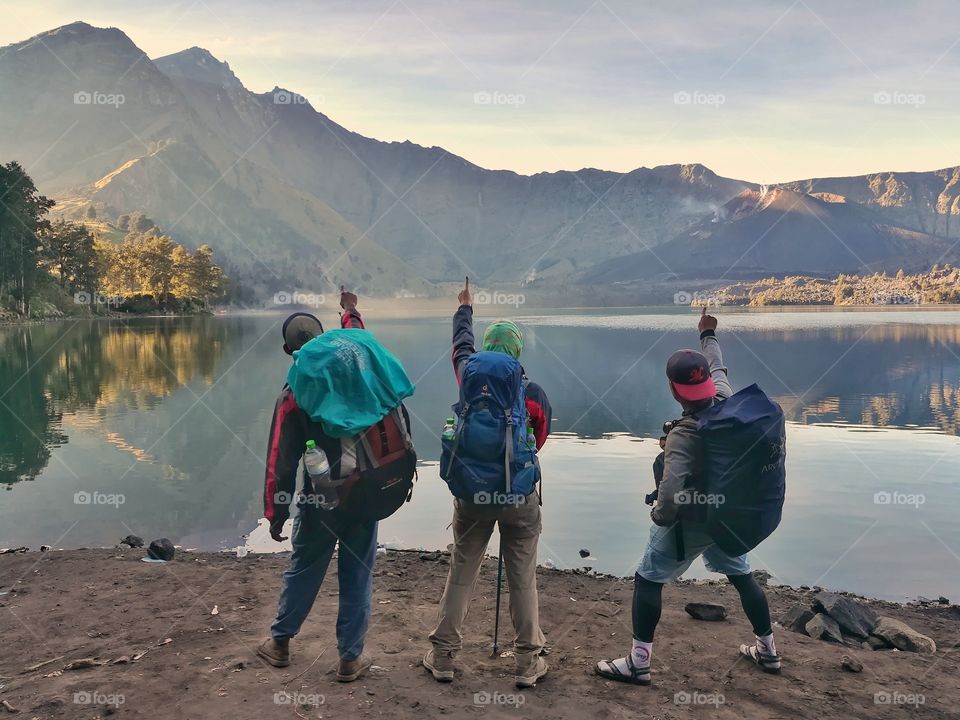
[425,278,553,690]
[596,308,786,688]
[258,290,416,684]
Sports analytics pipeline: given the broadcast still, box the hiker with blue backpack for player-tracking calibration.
[596,307,786,686]
[257,289,418,682]
[424,278,553,689]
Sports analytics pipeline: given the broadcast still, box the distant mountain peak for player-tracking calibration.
[5,20,138,54]
[154,47,243,90]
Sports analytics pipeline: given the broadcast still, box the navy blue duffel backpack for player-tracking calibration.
[695,383,786,556]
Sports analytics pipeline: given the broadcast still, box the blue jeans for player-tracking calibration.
[637,521,750,583]
[271,503,378,661]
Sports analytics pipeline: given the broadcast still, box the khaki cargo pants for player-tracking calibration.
[428,493,545,670]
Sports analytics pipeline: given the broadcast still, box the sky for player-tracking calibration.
[2,0,959,182]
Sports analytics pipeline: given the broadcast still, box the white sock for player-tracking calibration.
[756,633,776,656]
[631,639,653,668]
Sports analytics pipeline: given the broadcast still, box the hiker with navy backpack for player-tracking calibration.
[424,278,552,689]
[257,289,417,682]
[596,307,786,686]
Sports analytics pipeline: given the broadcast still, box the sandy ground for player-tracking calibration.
[1,548,958,719]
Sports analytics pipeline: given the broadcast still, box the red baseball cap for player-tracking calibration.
[666,349,717,402]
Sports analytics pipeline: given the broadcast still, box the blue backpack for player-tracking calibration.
[440,351,540,504]
[695,384,786,556]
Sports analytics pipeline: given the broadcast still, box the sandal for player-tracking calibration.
[594,654,651,686]
[739,643,782,674]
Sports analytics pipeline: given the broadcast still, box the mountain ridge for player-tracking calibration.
[2,21,959,299]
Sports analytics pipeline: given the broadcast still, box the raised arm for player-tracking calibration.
[339,287,365,329]
[698,309,732,400]
[452,277,476,382]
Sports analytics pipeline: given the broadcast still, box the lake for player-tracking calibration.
[2,308,960,602]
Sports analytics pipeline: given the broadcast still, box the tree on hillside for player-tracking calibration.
[0,161,55,313]
[40,220,98,295]
[189,245,224,307]
[136,233,176,306]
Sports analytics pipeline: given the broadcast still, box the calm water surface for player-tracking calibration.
[2,309,959,601]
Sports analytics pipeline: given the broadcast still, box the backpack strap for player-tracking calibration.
[504,408,514,495]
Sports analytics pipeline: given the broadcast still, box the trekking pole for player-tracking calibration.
[491,542,504,657]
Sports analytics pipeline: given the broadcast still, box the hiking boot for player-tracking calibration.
[515,654,548,688]
[337,654,373,682]
[256,637,290,668]
[422,648,456,682]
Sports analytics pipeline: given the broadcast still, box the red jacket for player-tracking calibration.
[263,308,366,532]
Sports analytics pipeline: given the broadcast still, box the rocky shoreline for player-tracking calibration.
[1,548,958,719]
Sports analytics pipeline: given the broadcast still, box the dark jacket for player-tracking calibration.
[263,308,375,534]
[451,305,552,449]
[651,329,732,527]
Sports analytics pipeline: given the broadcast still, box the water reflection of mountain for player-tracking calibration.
[0,318,228,484]
[525,323,960,438]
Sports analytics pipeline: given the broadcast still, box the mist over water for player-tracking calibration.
[2,309,959,601]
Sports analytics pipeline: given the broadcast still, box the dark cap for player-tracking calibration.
[666,349,717,402]
[282,312,324,354]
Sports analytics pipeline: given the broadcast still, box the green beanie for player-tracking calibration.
[482,320,523,358]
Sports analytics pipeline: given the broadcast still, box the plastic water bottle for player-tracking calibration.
[304,440,338,510]
[441,417,456,441]
[526,421,536,450]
